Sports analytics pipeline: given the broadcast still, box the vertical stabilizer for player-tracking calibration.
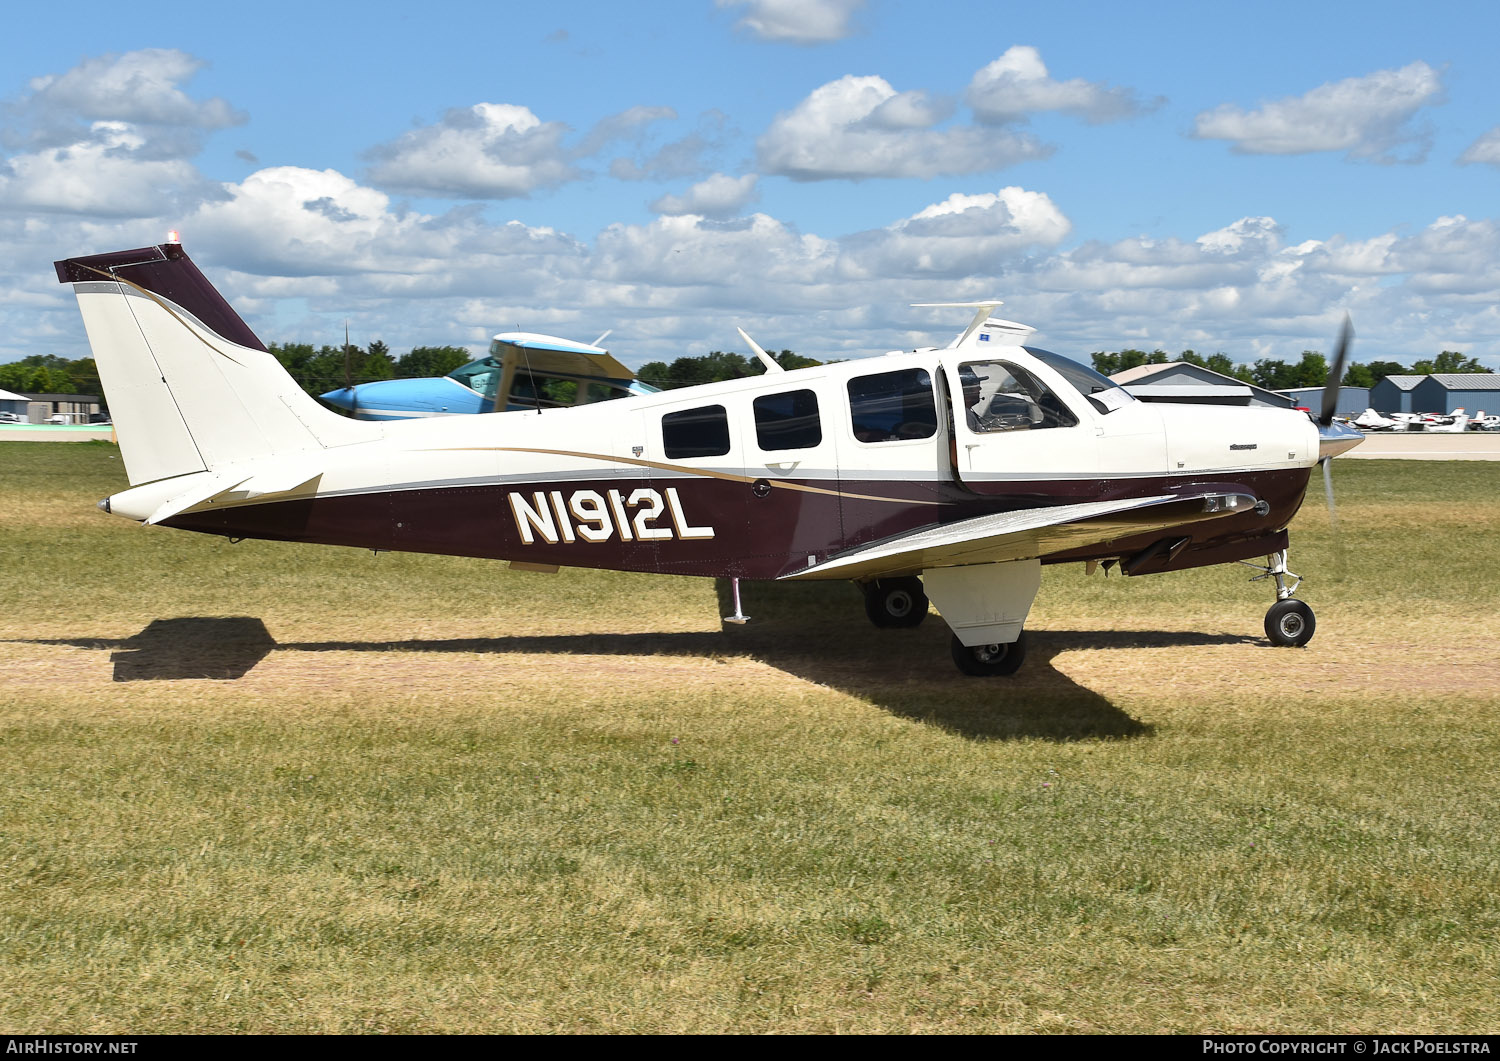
[55,243,379,486]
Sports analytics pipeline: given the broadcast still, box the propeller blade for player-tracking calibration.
[343,320,359,419]
[1320,314,1353,426]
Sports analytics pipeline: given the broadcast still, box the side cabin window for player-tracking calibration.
[753,389,822,451]
[958,359,1078,432]
[509,369,578,409]
[847,369,937,443]
[662,405,731,459]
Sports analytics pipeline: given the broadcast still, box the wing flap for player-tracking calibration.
[783,491,1258,581]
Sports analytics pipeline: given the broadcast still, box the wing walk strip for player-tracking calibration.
[431,446,944,506]
[783,491,1256,580]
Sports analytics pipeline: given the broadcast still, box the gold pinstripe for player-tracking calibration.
[71,259,246,367]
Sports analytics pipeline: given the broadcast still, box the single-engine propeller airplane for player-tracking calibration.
[55,239,1363,675]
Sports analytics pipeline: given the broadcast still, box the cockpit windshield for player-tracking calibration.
[446,356,501,400]
[1024,347,1135,415]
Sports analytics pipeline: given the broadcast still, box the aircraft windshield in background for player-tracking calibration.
[320,333,658,421]
[55,241,1363,676]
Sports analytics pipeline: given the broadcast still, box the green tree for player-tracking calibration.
[1204,353,1253,381]
[1251,359,1296,390]
[0,354,85,394]
[637,360,670,387]
[69,358,101,397]
[774,350,820,371]
[27,365,60,393]
[397,346,473,379]
[637,349,825,389]
[1090,349,1169,375]
[1414,351,1490,374]
[1293,351,1329,387]
[1361,360,1408,384]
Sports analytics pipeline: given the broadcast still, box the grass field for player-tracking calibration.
[1,441,1497,1034]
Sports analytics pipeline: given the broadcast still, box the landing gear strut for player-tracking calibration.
[862,577,928,628]
[1242,549,1316,647]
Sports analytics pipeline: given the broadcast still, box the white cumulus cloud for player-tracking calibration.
[757,74,1049,180]
[0,122,212,217]
[966,46,1159,124]
[1192,61,1444,161]
[717,0,865,43]
[1459,126,1500,166]
[365,103,578,199]
[842,188,1071,278]
[651,174,759,217]
[18,49,244,137]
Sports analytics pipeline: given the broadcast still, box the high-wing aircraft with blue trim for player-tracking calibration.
[54,239,1363,675]
[319,332,658,421]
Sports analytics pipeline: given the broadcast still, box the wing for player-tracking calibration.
[781,490,1257,581]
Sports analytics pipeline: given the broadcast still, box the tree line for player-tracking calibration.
[0,344,475,400]
[265,342,474,395]
[636,349,822,389]
[6,340,1486,407]
[1090,348,1492,391]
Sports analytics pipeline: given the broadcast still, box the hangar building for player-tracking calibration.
[1278,385,1369,417]
[1107,362,1295,408]
[1408,374,1500,416]
[1369,375,1425,414]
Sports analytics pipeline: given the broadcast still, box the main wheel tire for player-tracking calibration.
[863,577,928,628]
[950,631,1027,676]
[1264,599,1316,647]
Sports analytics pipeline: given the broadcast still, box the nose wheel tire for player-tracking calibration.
[950,631,1027,676]
[863,577,929,628]
[1264,599,1316,647]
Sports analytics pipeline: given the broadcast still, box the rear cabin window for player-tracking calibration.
[753,389,822,451]
[662,405,731,458]
[847,369,937,443]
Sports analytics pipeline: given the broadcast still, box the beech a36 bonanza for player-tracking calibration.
[55,240,1363,675]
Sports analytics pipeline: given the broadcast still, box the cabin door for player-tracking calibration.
[941,358,1101,503]
[738,378,846,578]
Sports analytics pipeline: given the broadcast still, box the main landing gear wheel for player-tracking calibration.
[863,577,928,628]
[950,631,1027,677]
[1264,599,1316,647]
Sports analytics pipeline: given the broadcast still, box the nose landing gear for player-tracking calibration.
[1242,549,1316,647]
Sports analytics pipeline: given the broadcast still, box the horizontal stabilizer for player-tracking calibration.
[144,471,253,525]
[141,457,325,524]
[236,460,324,499]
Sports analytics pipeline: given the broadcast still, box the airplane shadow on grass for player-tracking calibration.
[19,581,1257,741]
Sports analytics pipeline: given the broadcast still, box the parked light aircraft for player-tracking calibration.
[1418,408,1469,434]
[1351,408,1403,431]
[55,240,1364,675]
[319,333,657,421]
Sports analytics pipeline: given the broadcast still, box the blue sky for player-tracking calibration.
[3,0,1498,370]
